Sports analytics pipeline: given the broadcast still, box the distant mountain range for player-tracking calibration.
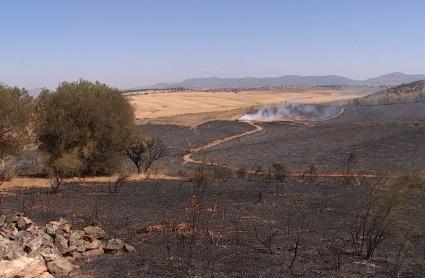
[138,72,425,90]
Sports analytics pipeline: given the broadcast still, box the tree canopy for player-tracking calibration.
[0,83,33,159]
[35,80,135,176]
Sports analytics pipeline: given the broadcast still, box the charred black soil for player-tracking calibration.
[2,176,424,277]
[2,102,425,277]
[194,103,425,174]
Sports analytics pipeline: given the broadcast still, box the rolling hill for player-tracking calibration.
[352,80,425,105]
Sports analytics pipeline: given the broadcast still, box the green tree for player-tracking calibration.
[35,80,135,178]
[0,83,33,181]
[0,83,33,160]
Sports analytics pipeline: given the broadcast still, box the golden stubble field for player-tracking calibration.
[128,88,369,127]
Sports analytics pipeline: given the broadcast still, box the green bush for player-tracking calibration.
[35,80,135,176]
[0,83,33,160]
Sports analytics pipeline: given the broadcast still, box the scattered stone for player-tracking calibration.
[46,257,74,277]
[26,224,40,234]
[4,213,20,224]
[55,234,67,246]
[0,236,25,260]
[58,218,69,226]
[105,238,125,252]
[45,222,60,236]
[0,214,6,226]
[75,239,90,253]
[82,248,104,259]
[40,247,61,263]
[0,213,134,277]
[83,226,106,239]
[71,251,83,260]
[5,223,19,239]
[19,231,45,254]
[87,238,102,250]
[0,256,53,278]
[16,216,32,231]
[62,223,72,234]
[124,244,136,253]
[69,230,84,246]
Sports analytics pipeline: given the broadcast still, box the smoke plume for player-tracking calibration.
[239,103,343,122]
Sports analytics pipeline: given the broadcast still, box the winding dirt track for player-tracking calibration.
[183,121,263,165]
[183,118,378,178]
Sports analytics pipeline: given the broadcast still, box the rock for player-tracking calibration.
[69,230,84,246]
[26,224,40,234]
[40,246,61,263]
[105,238,124,252]
[16,217,33,230]
[45,222,60,236]
[4,223,19,239]
[75,239,90,253]
[58,218,69,226]
[19,232,45,254]
[82,248,104,259]
[0,214,6,226]
[87,238,102,250]
[39,230,55,244]
[39,273,55,278]
[55,234,71,254]
[56,218,72,234]
[0,214,133,277]
[46,257,74,277]
[71,251,83,260]
[123,243,136,253]
[0,228,7,237]
[0,256,52,278]
[83,226,106,239]
[0,236,25,260]
[4,213,20,224]
[62,223,72,234]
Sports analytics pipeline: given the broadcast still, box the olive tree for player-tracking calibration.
[0,84,33,180]
[35,80,135,183]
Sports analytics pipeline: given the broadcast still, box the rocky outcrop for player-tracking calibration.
[0,213,136,277]
[0,256,54,278]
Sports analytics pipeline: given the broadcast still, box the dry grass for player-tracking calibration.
[0,174,185,190]
[128,89,366,127]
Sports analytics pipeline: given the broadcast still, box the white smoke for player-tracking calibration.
[239,102,343,122]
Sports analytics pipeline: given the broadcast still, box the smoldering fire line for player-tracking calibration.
[239,102,343,122]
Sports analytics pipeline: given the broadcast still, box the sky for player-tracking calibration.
[1,0,425,89]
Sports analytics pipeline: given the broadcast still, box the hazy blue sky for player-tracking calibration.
[1,0,425,89]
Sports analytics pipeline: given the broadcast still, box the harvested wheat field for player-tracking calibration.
[128,88,368,126]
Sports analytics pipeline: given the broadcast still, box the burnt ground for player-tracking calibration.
[194,103,425,174]
[3,102,425,277]
[137,120,253,175]
[2,176,425,277]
